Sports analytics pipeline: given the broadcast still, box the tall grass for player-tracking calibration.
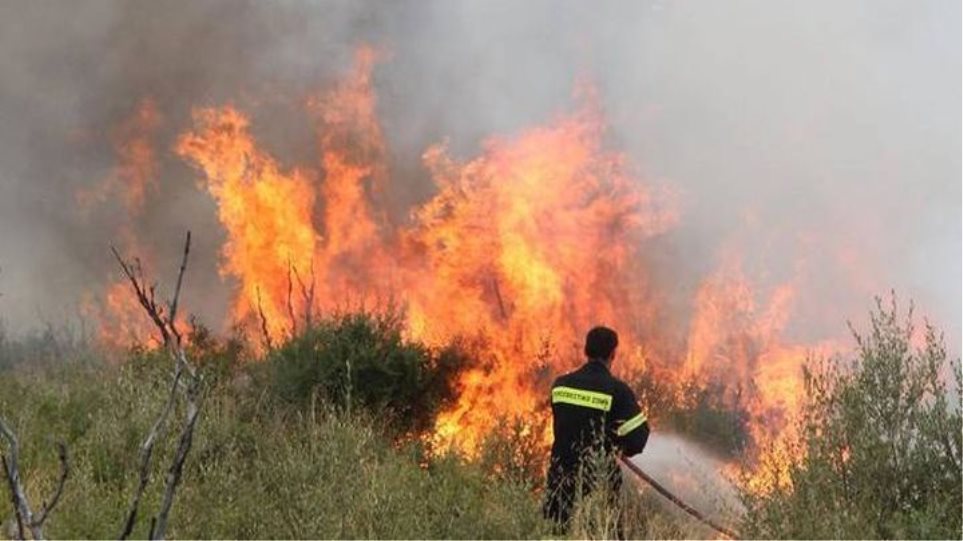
[0,313,704,539]
[8,299,954,539]
[0,353,553,538]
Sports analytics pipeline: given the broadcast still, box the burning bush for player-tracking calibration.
[739,296,962,539]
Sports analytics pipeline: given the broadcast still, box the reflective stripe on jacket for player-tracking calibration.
[548,359,649,470]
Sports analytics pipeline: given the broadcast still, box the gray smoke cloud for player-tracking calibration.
[0,0,958,353]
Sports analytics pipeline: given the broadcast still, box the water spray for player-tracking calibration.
[618,455,740,539]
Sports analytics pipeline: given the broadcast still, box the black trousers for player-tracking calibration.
[542,460,624,537]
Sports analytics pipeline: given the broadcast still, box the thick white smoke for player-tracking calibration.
[0,1,958,355]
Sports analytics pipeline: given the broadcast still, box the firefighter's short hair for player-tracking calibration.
[584,326,618,360]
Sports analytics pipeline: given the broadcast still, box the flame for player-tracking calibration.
[406,99,677,450]
[80,281,160,348]
[308,46,393,300]
[92,46,857,474]
[684,256,843,450]
[79,98,165,347]
[176,106,318,341]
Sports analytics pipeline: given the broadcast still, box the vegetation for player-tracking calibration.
[740,297,962,539]
[0,344,550,539]
[633,373,752,459]
[0,296,959,539]
[0,314,692,539]
[263,310,465,435]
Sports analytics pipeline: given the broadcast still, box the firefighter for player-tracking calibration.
[542,326,649,534]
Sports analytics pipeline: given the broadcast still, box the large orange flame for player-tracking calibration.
[176,106,318,341]
[406,98,678,449]
[95,47,849,467]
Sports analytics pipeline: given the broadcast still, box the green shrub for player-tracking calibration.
[739,296,963,539]
[664,379,751,458]
[186,319,247,384]
[631,370,751,458]
[265,310,465,434]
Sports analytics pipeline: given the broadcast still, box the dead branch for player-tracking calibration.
[167,231,191,347]
[2,454,24,540]
[152,387,200,539]
[491,277,508,321]
[118,367,182,540]
[111,249,170,346]
[306,263,315,329]
[255,286,274,352]
[286,261,297,337]
[113,231,201,541]
[0,418,41,540]
[291,263,316,330]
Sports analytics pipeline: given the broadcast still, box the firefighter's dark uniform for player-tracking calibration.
[543,358,649,531]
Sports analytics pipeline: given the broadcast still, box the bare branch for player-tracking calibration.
[118,367,183,540]
[110,247,169,345]
[255,287,273,352]
[292,263,316,330]
[0,418,42,540]
[30,442,68,528]
[307,262,315,329]
[152,381,201,540]
[113,230,201,541]
[167,231,191,345]
[286,261,296,338]
[491,277,508,321]
[2,454,24,540]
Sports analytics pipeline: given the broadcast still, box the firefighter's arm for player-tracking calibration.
[612,383,649,457]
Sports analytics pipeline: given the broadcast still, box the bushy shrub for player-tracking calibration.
[265,310,465,434]
[739,296,963,539]
[185,318,247,383]
[664,380,751,458]
[631,370,751,458]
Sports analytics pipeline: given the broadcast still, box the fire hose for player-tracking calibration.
[618,455,740,539]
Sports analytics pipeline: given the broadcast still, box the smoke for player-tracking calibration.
[0,0,958,353]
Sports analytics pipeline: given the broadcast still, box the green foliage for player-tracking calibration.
[663,380,751,458]
[0,355,553,539]
[739,296,963,539]
[0,308,764,540]
[632,371,751,458]
[264,310,465,434]
[185,318,247,383]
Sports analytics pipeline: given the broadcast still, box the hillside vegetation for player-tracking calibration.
[0,314,696,539]
[0,298,960,539]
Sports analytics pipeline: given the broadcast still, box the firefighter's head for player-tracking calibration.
[584,326,618,364]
